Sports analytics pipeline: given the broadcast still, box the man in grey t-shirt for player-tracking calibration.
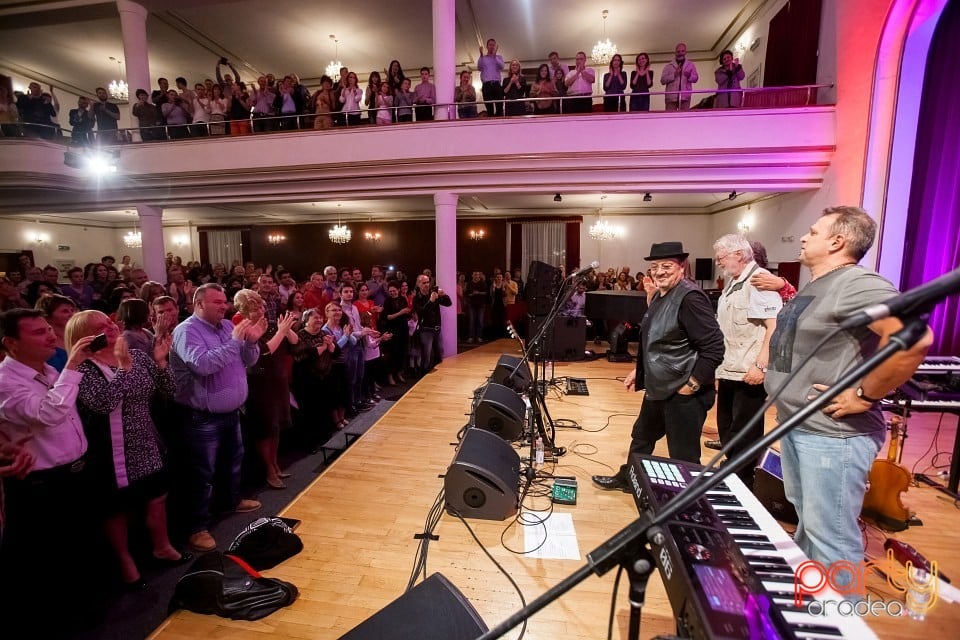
[766,207,930,584]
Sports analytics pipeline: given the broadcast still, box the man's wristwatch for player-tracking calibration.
[685,379,700,392]
[855,386,883,403]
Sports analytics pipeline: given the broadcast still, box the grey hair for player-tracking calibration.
[302,308,320,323]
[712,234,754,262]
[822,206,877,261]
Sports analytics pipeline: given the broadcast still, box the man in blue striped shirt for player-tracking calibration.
[171,283,264,552]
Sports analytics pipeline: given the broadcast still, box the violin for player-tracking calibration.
[862,415,912,531]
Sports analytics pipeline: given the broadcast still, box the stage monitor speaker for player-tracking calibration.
[475,382,526,441]
[526,260,562,316]
[528,315,586,361]
[491,354,531,392]
[340,572,488,640]
[754,447,798,525]
[445,428,520,521]
[695,257,713,282]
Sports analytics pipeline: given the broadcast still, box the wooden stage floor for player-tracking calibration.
[150,339,960,639]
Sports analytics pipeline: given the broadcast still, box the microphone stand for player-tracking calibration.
[507,275,580,454]
[477,315,930,640]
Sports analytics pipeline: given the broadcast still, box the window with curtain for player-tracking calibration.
[205,229,243,267]
[521,222,566,274]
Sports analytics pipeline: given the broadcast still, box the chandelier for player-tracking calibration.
[589,220,621,241]
[123,230,142,248]
[589,195,622,240]
[329,224,351,244]
[325,35,342,81]
[591,10,618,65]
[108,56,128,101]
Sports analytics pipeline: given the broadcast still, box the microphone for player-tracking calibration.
[568,261,600,279]
[840,266,960,329]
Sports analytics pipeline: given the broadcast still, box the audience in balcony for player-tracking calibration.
[630,53,654,112]
[530,64,559,115]
[413,66,436,122]
[603,54,628,112]
[715,49,746,108]
[455,70,479,119]
[661,42,699,111]
[478,38,506,117]
[502,59,529,116]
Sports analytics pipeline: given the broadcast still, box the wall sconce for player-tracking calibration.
[267,233,286,245]
[469,229,486,241]
[173,234,189,247]
[737,214,754,234]
[364,231,382,242]
[27,231,50,245]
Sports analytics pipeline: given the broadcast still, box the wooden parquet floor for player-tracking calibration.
[149,339,960,639]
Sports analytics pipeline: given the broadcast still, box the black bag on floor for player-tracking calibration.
[228,517,304,570]
[169,551,298,620]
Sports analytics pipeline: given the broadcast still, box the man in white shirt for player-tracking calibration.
[564,51,596,113]
[661,42,700,111]
[0,308,104,634]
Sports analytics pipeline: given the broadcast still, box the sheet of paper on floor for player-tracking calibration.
[523,512,581,559]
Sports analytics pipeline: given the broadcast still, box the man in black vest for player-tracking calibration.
[593,242,724,491]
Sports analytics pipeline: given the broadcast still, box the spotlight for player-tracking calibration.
[64,149,119,176]
[728,191,738,200]
[643,192,652,202]
[553,193,562,203]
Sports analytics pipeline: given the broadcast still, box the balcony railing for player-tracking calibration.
[0,84,832,147]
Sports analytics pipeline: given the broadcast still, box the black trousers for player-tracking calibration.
[0,460,107,637]
[716,378,767,488]
[625,387,716,467]
[481,81,504,116]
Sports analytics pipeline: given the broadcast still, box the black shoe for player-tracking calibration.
[704,439,723,450]
[592,474,629,492]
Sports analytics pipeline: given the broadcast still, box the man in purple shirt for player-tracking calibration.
[414,66,436,121]
[170,283,264,552]
[478,38,505,116]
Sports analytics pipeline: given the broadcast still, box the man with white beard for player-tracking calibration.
[710,234,781,489]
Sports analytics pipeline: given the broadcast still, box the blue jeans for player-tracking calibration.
[344,343,365,408]
[781,429,881,583]
[467,305,484,340]
[419,326,442,373]
[184,408,243,533]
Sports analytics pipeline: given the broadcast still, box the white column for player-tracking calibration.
[434,192,458,359]
[432,0,455,120]
[137,204,166,282]
[117,0,151,102]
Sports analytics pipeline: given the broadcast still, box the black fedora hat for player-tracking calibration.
[645,241,689,261]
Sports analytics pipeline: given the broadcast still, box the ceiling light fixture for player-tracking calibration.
[728,191,738,200]
[123,230,141,248]
[329,204,351,244]
[108,56,128,102]
[553,193,562,203]
[325,35,343,82]
[589,195,622,241]
[643,192,653,202]
[591,10,618,65]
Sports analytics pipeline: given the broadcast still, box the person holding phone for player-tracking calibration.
[66,310,188,590]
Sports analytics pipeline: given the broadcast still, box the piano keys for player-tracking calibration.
[914,355,960,375]
[627,453,879,639]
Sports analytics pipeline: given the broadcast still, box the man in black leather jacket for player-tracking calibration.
[593,242,724,491]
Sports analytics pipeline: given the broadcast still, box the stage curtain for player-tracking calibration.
[521,222,566,274]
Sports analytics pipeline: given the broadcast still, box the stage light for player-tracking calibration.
[643,192,652,202]
[554,193,562,202]
[729,191,738,200]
